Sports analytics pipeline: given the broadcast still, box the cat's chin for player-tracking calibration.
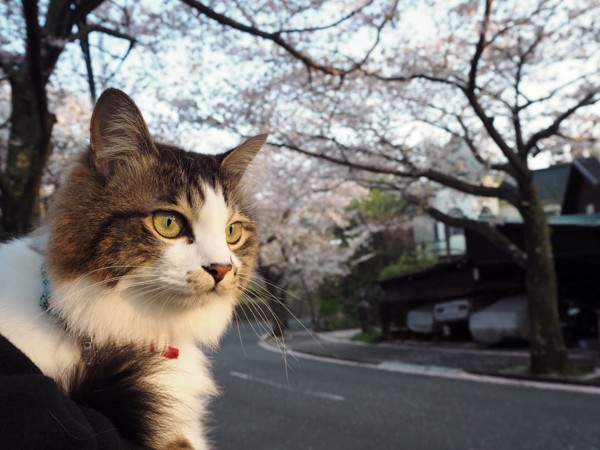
[151,289,236,310]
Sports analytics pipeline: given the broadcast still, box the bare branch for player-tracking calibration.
[516,70,600,112]
[405,97,513,175]
[455,115,512,174]
[349,0,398,72]
[77,15,96,104]
[270,139,519,203]
[279,0,377,34]
[305,132,408,166]
[72,0,106,22]
[180,0,353,77]
[419,168,519,204]
[460,85,528,175]
[367,71,465,89]
[526,90,600,156]
[403,194,526,266]
[68,24,137,45]
[425,204,527,267]
[468,0,492,95]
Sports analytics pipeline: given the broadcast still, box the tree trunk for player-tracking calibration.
[299,275,317,324]
[1,68,54,239]
[521,179,569,374]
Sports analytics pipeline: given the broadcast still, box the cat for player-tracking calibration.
[0,88,266,449]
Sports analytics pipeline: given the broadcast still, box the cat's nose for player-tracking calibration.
[203,263,233,284]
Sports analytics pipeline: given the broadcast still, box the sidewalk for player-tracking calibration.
[273,325,600,386]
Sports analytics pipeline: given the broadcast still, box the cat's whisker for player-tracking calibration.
[240,276,305,326]
[232,309,247,357]
[235,290,296,372]
[243,298,294,379]
[235,296,269,341]
[237,273,324,352]
[235,301,293,381]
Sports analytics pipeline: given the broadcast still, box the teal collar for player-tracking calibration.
[40,264,57,317]
[38,265,178,362]
[40,264,96,363]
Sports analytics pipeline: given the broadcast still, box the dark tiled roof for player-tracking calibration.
[532,163,570,202]
[572,158,600,186]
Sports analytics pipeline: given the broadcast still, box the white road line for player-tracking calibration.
[229,370,345,401]
[257,338,600,396]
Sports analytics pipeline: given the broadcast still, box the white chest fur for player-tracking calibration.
[0,237,80,378]
[0,236,228,448]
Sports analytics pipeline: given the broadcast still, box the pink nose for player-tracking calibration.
[203,264,233,283]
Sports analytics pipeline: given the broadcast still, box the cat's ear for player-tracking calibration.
[219,134,267,181]
[90,88,157,177]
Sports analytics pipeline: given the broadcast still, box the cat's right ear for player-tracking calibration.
[90,88,157,178]
[219,134,268,182]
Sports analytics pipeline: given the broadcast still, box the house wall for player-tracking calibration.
[413,189,501,258]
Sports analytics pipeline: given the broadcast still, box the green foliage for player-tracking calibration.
[352,329,385,344]
[316,188,417,331]
[348,188,408,222]
[316,276,360,331]
[379,246,437,280]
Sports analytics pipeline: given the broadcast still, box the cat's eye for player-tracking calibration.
[226,222,243,245]
[153,211,185,239]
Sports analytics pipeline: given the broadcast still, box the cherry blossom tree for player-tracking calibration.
[255,149,369,332]
[180,0,599,374]
[2,0,598,375]
[0,0,140,237]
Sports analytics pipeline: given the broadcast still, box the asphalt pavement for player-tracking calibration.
[209,322,600,450]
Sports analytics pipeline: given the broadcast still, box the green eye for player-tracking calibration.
[153,211,185,239]
[226,222,243,245]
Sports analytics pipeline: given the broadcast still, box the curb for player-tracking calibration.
[258,336,600,396]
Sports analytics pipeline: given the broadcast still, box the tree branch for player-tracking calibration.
[76,1,96,104]
[180,0,354,77]
[271,139,520,203]
[468,0,492,95]
[516,70,600,113]
[279,0,376,34]
[403,195,527,267]
[460,85,527,175]
[419,168,519,204]
[67,24,137,45]
[525,90,599,156]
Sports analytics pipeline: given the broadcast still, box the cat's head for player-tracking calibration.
[47,89,265,312]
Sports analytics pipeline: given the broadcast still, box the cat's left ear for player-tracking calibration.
[219,134,267,181]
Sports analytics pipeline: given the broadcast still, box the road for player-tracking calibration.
[207,322,600,450]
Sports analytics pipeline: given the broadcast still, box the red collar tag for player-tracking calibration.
[150,344,180,359]
[163,346,180,359]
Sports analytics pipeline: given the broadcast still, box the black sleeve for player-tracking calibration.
[0,335,143,450]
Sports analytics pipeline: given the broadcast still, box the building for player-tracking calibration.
[381,158,600,344]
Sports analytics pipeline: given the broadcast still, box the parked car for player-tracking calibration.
[406,305,435,334]
[469,294,529,344]
[433,298,471,323]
